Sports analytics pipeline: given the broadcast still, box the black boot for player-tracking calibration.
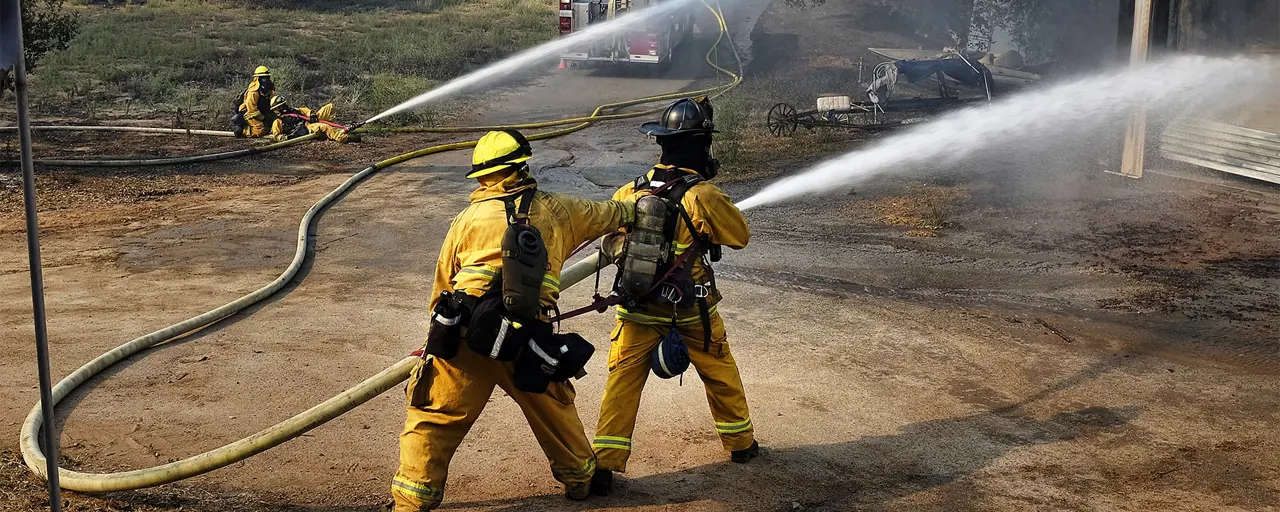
[731,440,759,463]
[590,469,613,496]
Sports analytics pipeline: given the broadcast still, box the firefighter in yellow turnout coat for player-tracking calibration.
[268,96,358,143]
[392,130,636,511]
[591,98,757,495]
[235,66,276,138]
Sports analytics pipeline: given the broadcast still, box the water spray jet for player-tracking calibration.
[736,56,1279,211]
[363,0,732,125]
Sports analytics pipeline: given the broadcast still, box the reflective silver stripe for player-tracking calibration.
[491,319,510,359]
[528,338,560,367]
[657,342,673,376]
[431,312,460,326]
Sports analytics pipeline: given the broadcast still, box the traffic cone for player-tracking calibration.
[558,60,566,70]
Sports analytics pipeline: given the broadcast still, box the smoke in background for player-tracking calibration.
[736,56,1279,211]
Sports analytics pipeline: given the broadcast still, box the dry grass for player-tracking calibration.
[867,185,966,234]
[23,0,556,126]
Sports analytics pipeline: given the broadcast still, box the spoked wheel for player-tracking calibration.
[767,103,798,137]
[824,112,852,131]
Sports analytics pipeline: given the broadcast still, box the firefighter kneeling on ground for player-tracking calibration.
[590,97,758,496]
[231,65,276,138]
[390,129,639,511]
[267,95,359,143]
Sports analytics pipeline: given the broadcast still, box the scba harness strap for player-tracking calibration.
[635,168,717,352]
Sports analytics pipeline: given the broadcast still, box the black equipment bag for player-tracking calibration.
[425,291,468,359]
[513,332,595,393]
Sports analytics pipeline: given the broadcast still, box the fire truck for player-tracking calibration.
[558,0,694,67]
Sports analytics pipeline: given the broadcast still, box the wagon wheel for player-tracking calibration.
[767,103,799,137]
[827,112,852,131]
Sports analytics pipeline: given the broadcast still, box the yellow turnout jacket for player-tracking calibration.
[431,172,636,315]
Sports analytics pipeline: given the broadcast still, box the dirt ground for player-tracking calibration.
[2,1,1278,511]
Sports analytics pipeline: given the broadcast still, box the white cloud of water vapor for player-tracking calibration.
[735,56,1279,211]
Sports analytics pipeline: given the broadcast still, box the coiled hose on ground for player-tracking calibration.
[19,1,740,492]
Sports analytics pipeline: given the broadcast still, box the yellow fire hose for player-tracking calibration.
[20,1,739,493]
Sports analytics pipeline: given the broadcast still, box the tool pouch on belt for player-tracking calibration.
[514,332,595,394]
[466,294,537,361]
[425,291,467,359]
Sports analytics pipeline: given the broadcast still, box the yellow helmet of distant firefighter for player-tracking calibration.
[468,129,532,178]
[269,95,288,111]
[253,65,271,77]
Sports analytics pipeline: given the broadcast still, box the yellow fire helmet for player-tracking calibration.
[468,129,532,178]
[253,65,271,77]
[269,95,287,111]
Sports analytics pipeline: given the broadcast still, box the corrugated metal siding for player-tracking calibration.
[1161,119,1280,184]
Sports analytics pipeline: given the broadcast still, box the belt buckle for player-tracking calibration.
[658,283,682,304]
[694,285,710,298]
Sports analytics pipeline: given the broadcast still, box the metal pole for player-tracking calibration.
[7,0,65,508]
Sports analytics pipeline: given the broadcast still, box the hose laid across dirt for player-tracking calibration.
[0,132,322,168]
[21,1,739,492]
[0,125,237,137]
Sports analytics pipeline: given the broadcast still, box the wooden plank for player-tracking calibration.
[1119,0,1155,178]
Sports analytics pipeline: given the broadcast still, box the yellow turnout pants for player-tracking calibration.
[392,348,597,511]
[594,310,754,472]
[241,116,275,138]
[304,103,354,142]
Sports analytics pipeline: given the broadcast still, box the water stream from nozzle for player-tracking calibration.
[363,0,721,125]
[736,56,1278,211]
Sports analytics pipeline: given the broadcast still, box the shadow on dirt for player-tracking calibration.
[41,166,451,444]
[446,405,1139,511]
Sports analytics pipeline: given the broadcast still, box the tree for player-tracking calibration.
[972,0,1117,65]
[866,0,1118,67]
[19,0,78,71]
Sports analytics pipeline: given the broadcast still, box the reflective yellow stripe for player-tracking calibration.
[593,436,632,451]
[555,456,597,479]
[616,305,718,326]
[457,267,498,279]
[673,241,693,255]
[542,274,560,292]
[392,476,443,500]
[591,435,632,450]
[715,418,753,434]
